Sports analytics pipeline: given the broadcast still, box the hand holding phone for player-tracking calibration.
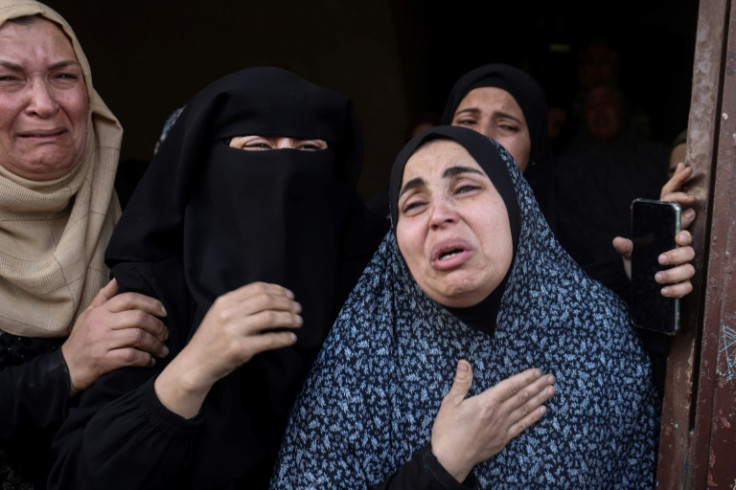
[630,199,681,335]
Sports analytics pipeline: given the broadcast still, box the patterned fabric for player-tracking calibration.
[273,136,659,488]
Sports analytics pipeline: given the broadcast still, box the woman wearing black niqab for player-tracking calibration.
[50,66,385,489]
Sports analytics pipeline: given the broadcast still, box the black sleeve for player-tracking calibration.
[373,445,477,490]
[0,349,70,444]
[49,259,203,490]
[49,372,204,490]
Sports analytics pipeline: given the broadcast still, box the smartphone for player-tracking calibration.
[630,198,681,335]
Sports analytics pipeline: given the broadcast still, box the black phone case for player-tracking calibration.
[630,199,681,335]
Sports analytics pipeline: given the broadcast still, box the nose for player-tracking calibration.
[429,195,458,230]
[25,80,59,117]
[276,138,297,150]
[476,121,494,140]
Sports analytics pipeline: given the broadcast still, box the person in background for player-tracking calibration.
[0,2,168,488]
[51,66,385,489]
[441,63,695,305]
[553,84,671,301]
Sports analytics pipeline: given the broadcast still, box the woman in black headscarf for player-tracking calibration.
[441,64,697,395]
[50,66,385,489]
[272,126,658,488]
[441,63,556,227]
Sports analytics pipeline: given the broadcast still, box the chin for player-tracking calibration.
[425,280,490,308]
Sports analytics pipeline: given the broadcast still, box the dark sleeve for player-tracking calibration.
[0,349,70,443]
[49,259,203,490]
[373,445,477,490]
[49,372,203,490]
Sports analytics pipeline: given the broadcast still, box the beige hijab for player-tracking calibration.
[0,0,122,337]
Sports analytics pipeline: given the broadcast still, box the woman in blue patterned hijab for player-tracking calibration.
[273,125,659,488]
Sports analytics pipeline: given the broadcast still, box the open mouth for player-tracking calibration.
[431,239,471,268]
[438,248,465,261]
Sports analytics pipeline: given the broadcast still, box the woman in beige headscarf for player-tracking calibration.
[0,1,168,487]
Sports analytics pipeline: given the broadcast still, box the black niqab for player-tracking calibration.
[103,66,382,487]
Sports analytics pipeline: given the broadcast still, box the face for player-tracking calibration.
[229,135,327,152]
[583,86,623,142]
[0,18,89,181]
[450,87,531,171]
[395,139,513,308]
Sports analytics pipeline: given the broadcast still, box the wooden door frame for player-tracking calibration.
[657,1,736,487]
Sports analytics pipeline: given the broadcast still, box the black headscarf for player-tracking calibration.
[107,66,369,346]
[102,66,382,486]
[441,63,549,171]
[273,125,658,489]
[389,126,521,332]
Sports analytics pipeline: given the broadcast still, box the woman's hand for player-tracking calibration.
[431,360,555,483]
[613,163,697,298]
[154,282,302,418]
[61,279,169,397]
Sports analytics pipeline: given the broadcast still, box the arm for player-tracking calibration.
[51,274,302,490]
[154,282,301,418]
[62,279,169,396]
[1,278,167,445]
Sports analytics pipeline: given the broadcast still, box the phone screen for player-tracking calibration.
[630,199,681,335]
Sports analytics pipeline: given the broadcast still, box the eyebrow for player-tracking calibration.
[0,59,80,71]
[399,177,425,198]
[454,107,523,124]
[399,165,483,197]
[443,166,483,178]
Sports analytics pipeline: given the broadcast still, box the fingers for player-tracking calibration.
[656,239,695,298]
[612,236,633,259]
[445,360,474,405]
[661,191,697,207]
[87,279,119,309]
[495,368,544,402]
[210,288,303,338]
[108,319,170,358]
[679,207,696,229]
[229,281,295,303]
[507,404,547,439]
[658,240,695,267]
[233,330,298,355]
[501,371,555,414]
[106,290,167,319]
[660,163,693,198]
[659,277,693,298]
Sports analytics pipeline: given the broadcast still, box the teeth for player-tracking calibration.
[440,250,461,260]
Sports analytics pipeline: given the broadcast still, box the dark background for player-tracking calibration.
[42,0,699,199]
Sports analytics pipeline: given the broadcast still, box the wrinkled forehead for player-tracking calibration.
[401,138,488,184]
[0,8,92,98]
